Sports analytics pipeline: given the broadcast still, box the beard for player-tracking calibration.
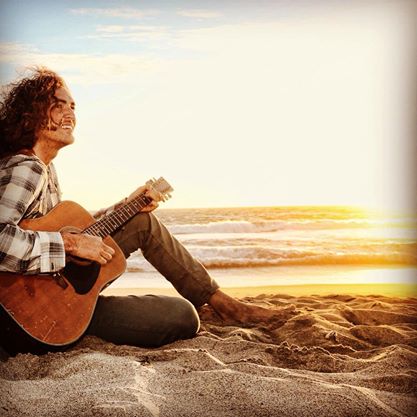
[38,125,75,148]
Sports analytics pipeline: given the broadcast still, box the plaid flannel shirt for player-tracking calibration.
[0,154,65,274]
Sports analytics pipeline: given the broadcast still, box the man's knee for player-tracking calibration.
[88,295,200,348]
[169,298,200,339]
[128,211,152,233]
[111,211,153,257]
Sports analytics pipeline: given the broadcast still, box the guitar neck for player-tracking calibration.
[83,193,152,238]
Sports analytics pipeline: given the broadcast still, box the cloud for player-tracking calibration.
[0,6,407,91]
[71,7,221,20]
[70,8,159,19]
[0,18,377,89]
[96,25,165,33]
[177,9,222,19]
[0,42,162,85]
[96,25,125,33]
[0,42,38,55]
[90,25,171,42]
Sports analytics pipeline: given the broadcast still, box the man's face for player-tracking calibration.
[38,86,76,147]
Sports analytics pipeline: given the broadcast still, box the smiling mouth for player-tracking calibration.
[60,120,74,131]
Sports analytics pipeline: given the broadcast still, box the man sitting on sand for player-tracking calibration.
[0,68,294,355]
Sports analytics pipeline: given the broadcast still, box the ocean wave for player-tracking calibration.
[167,219,408,235]
[126,242,417,271]
[126,254,416,272]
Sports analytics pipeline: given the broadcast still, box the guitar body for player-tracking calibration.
[0,201,127,349]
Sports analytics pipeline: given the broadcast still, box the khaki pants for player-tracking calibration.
[86,212,220,347]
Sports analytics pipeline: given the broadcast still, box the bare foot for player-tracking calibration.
[207,289,298,325]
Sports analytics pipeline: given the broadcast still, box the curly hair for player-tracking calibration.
[0,67,65,158]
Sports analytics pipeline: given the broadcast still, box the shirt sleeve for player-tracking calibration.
[0,159,66,274]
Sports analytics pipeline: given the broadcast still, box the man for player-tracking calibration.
[0,68,294,355]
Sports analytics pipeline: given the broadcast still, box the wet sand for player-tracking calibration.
[1,285,416,416]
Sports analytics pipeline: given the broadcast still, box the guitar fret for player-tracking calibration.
[119,210,129,221]
[85,225,97,236]
[108,218,117,228]
[102,222,112,235]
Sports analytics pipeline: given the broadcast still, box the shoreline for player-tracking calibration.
[103,282,417,298]
[108,265,417,292]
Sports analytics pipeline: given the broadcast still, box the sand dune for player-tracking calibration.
[1,293,416,417]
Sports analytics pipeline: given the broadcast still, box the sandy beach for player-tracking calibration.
[1,284,416,417]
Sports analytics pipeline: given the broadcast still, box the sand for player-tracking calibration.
[1,287,417,417]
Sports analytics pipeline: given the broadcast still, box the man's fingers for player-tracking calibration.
[98,256,109,265]
[102,244,115,255]
[142,201,158,212]
[99,242,115,263]
[63,233,117,266]
[130,184,167,206]
[97,249,114,265]
[101,250,113,261]
[145,188,164,202]
[92,238,114,264]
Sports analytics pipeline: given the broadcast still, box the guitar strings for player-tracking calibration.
[83,193,152,238]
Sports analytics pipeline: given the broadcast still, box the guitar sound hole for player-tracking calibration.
[63,262,101,294]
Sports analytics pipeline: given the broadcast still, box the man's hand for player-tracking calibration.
[127,184,163,212]
[61,232,115,265]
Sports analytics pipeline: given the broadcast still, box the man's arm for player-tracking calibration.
[0,157,116,273]
[0,158,66,274]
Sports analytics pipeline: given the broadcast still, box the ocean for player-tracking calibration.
[109,206,417,289]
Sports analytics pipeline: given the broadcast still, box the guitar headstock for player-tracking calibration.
[146,177,174,202]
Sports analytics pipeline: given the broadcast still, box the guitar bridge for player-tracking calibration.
[52,272,69,289]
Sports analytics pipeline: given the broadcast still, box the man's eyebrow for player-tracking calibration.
[53,96,76,106]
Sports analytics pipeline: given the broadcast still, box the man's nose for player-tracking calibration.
[64,107,76,121]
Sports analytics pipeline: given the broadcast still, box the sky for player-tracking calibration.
[0,0,416,212]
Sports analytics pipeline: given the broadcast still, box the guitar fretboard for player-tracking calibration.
[83,194,153,238]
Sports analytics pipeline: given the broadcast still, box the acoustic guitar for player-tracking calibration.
[0,177,173,352]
